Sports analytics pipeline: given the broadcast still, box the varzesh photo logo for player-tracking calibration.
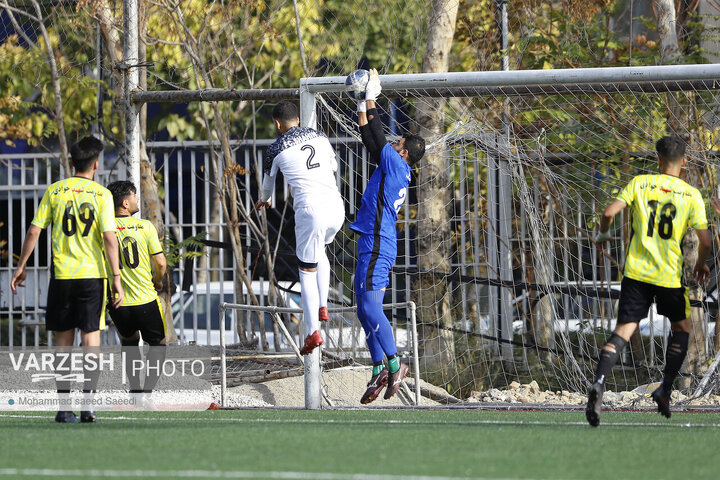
[0,345,214,411]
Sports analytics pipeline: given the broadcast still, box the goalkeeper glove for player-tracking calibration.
[593,229,612,244]
[365,68,382,101]
[357,100,367,113]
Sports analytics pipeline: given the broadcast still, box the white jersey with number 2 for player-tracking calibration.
[262,126,342,209]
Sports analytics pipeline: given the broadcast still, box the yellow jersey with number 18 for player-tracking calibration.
[619,174,708,289]
[114,216,164,306]
[31,177,116,279]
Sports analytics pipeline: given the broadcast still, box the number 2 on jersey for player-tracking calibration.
[646,200,676,239]
[302,145,319,169]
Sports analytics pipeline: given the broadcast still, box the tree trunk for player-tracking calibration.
[652,0,687,136]
[31,0,70,177]
[654,0,703,387]
[414,0,459,377]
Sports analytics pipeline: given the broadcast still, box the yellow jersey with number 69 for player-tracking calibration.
[32,177,116,279]
[618,174,708,288]
[114,216,164,306]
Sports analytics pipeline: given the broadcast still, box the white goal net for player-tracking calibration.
[308,65,720,403]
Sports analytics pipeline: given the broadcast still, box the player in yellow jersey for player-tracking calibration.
[11,136,124,423]
[585,136,711,427]
[106,181,167,402]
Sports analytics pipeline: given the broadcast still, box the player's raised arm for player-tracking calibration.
[358,69,386,163]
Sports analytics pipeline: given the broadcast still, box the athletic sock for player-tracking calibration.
[316,251,331,310]
[54,346,72,407]
[83,347,100,396]
[360,289,398,358]
[143,344,167,393]
[121,339,143,393]
[298,269,320,334]
[388,355,400,374]
[592,333,627,386]
[662,330,689,392]
[372,362,385,376]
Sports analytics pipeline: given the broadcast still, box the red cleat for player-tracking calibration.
[384,363,409,400]
[319,306,329,322]
[360,369,388,404]
[299,330,324,355]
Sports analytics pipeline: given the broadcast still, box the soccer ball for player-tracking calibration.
[345,69,370,100]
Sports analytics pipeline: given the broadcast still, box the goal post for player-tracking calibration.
[219,301,420,409]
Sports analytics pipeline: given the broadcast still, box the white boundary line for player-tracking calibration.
[0,468,550,480]
[1,413,719,428]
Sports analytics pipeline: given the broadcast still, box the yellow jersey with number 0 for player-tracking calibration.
[32,177,116,279]
[619,174,708,288]
[114,216,164,306]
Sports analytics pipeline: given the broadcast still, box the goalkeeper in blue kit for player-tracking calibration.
[351,69,426,403]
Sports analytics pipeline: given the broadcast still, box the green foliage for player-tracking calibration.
[0,15,120,146]
[163,231,208,268]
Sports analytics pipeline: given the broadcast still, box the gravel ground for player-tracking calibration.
[466,380,720,408]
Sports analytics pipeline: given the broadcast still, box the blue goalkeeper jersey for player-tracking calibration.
[350,143,411,241]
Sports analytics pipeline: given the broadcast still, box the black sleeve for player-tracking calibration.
[366,108,387,150]
[359,108,386,165]
[360,123,378,154]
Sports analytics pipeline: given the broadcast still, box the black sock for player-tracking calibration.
[53,347,75,411]
[593,333,627,386]
[662,331,689,392]
[121,339,143,393]
[82,346,101,394]
[143,344,167,393]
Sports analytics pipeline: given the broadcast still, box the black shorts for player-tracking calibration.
[109,298,166,345]
[46,278,107,332]
[617,276,690,324]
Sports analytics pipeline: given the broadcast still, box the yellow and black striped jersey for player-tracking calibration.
[619,174,708,288]
[114,216,163,306]
[32,177,115,279]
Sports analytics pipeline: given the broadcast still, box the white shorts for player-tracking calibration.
[294,200,345,266]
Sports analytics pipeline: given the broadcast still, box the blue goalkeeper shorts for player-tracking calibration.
[354,234,397,294]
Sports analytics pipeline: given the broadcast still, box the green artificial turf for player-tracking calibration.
[1,409,719,479]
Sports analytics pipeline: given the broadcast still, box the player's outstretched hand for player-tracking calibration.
[10,266,26,294]
[711,197,720,217]
[255,200,271,210]
[365,68,382,101]
[694,262,710,284]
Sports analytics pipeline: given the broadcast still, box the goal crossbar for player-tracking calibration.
[302,64,720,92]
[130,64,720,106]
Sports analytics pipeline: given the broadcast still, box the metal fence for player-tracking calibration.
[2,138,641,357]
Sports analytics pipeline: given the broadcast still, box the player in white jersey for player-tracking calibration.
[256,101,345,355]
